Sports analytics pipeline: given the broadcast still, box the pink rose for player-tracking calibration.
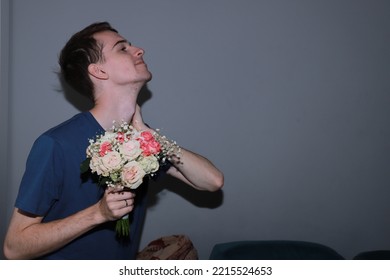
[140,131,154,141]
[138,132,161,156]
[99,141,112,157]
[121,161,146,189]
[119,139,142,161]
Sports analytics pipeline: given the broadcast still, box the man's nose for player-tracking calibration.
[133,46,145,57]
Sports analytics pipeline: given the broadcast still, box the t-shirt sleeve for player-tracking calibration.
[15,134,64,216]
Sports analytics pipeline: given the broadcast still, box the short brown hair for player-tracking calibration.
[59,22,117,101]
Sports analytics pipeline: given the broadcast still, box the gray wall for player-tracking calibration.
[0,0,10,260]
[1,0,390,260]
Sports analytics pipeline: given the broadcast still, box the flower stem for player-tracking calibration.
[115,215,130,237]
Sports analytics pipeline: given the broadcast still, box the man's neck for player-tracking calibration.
[90,91,138,130]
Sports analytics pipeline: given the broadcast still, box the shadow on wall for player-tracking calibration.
[56,73,153,112]
[147,175,224,209]
[56,73,93,111]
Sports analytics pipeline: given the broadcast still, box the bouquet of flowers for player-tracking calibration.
[80,121,180,237]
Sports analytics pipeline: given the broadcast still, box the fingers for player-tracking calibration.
[131,104,142,130]
[108,190,135,208]
[100,188,136,221]
[132,104,150,132]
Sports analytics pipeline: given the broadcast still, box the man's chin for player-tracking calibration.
[145,72,152,82]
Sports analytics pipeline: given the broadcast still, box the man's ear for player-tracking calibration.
[88,63,108,80]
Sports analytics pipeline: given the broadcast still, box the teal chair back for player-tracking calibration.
[209,240,345,260]
[353,250,390,260]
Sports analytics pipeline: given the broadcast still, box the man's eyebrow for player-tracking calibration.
[112,39,130,49]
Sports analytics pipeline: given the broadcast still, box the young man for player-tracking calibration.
[3,22,223,259]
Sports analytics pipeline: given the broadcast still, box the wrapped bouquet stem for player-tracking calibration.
[116,214,130,237]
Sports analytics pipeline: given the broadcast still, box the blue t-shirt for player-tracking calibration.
[15,112,148,259]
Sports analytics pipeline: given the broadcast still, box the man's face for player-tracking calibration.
[94,31,152,87]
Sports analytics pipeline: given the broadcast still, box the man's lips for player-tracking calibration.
[135,60,146,66]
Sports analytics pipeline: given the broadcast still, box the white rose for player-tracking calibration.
[101,151,123,173]
[90,156,108,176]
[138,156,160,174]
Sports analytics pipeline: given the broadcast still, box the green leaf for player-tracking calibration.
[80,158,91,173]
[98,176,110,187]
